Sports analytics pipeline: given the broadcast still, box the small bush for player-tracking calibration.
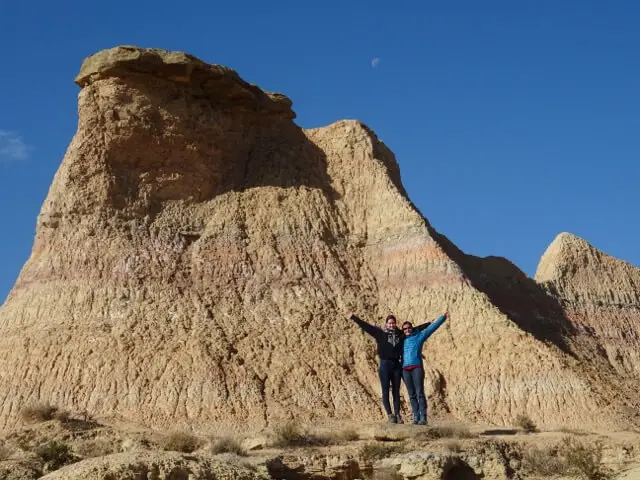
[561,437,610,480]
[272,422,330,448]
[53,410,70,423]
[161,431,201,453]
[523,445,565,476]
[322,428,360,444]
[0,442,11,461]
[339,429,359,442]
[36,441,75,470]
[16,436,33,451]
[75,439,114,458]
[21,403,58,423]
[514,414,537,433]
[523,438,611,479]
[210,437,246,456]
[435,426,475,439]
[359,443,404,463]
[415,425,475,441]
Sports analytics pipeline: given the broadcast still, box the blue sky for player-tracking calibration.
[1,1,638,303]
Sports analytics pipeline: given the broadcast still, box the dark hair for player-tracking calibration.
[385,315,396,322]
[402,321,413,329]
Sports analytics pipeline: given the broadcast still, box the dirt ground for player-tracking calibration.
[1,412,639,479]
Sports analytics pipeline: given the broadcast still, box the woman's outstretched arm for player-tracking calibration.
[347,313,381,337]
[417,312,449,342]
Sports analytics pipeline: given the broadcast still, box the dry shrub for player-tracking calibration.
[523,438,611,479]
[75,438,115,458]
[36,440,75,470]
[161,431,201,453]
[416,425,475,441]
[338,428,359,442]
[435,426,475,439]
[210,437,246,456]
[53,410,70,423]
[561,437,610,480]
[0,442,11,460]
[21,403,58,423]
[523,445,565,476]
[322,428,360,444]
[272,421,331,448]
[513,414,537,433]
[359,443,404,463]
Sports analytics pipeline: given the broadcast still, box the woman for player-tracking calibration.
[348,312,430,424]
[401,312,449,425]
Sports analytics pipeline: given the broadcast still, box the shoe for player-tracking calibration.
[387,414,398,424]
[413,419,420,425]
[417,419,426,425]
[395,415,404,424]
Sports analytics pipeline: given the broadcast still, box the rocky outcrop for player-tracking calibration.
[536,233,640,422]
[0,46,638,432]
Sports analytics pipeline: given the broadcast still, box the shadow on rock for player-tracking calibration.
[432,230,578,355]
[442,458,480,480]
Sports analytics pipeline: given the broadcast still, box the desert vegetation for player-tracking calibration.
[35,440,75,470]
[20,403,59,424]
[210,436,246,456]
[160,431,201,453]
[522,437,610,479]
[271,421,332,448]
[359,442,405,463]
[513,414,538,434]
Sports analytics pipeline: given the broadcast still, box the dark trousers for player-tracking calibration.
[378,359,402,416]
[402,366,427,422]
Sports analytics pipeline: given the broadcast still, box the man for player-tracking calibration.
[401,312,448,425]
[347,312,430,424]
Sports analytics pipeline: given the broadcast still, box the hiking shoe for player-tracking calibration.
[387,414,398,424]
[395,415,404,424]
[417,419,427,425]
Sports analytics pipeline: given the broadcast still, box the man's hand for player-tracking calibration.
[443,311,449,319]
[347,312,355,320]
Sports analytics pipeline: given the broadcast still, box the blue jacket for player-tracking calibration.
[402,315,447,368]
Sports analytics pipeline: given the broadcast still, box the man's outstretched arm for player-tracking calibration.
[347,313,380,338]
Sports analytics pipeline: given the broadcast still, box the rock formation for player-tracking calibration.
[0,46,638,433]
[536,232,640,423]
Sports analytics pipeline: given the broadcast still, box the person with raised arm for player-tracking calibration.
[347,312,430,424]
[400,312,449,425]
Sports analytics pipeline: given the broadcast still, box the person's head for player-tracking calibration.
[402,321,413,335]
[385,314,397,330]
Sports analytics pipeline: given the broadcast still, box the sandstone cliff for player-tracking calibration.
[0,46,638,432]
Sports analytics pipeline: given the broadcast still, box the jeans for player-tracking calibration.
[402,366,427,422]
[378,359,402,416]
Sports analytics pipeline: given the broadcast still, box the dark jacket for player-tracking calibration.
[349,314,430,361]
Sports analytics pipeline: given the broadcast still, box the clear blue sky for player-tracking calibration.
[1,1,639,303]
